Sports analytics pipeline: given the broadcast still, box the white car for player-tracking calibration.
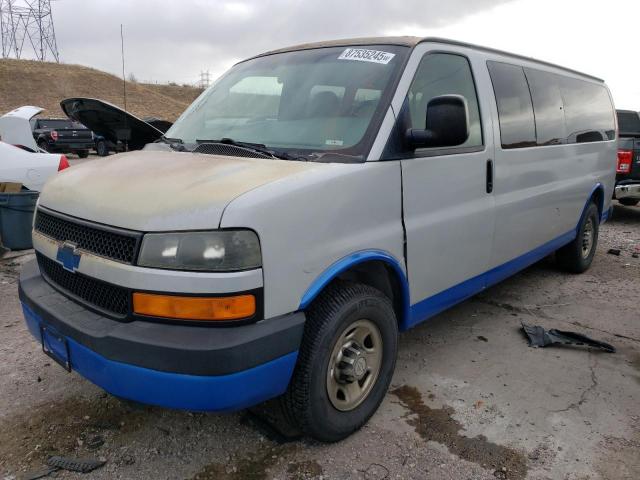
[0,106,44,152]
[0,141,69,191]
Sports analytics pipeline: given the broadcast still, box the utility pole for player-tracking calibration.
[120,24,127,112]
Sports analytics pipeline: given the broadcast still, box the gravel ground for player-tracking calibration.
[1,203,638,480]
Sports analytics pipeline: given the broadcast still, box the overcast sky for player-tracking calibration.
[45,0,639,108]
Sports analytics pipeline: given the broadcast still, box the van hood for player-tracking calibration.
[39,150,321,231]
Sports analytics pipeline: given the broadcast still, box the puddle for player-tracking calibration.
[287,459,323,479]
[190,444,322,480]
[392,385,527,480]
[0,394,152,472]
[190,444,297,480]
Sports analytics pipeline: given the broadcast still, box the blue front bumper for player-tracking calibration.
[22,302,298,412]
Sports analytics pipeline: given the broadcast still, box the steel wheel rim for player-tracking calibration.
[581,218,594,259]
[326,319,383,412]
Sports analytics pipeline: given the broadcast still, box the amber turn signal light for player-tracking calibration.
[132,292,256,321]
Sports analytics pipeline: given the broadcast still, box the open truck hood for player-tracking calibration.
[38,150,320,231]
[60,98,164,150]
[0,106,43,151]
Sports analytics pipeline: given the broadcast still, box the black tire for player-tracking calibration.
[556,202,599,273]
[37,139,49,152]
[96,140,109,157]
[283,281,398,442]
[76,150,89,159]
[619,198,639,207]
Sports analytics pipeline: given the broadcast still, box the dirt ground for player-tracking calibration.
[0,58,202,121]
[1,204,638,480]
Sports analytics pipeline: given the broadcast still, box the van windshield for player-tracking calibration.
[166,45,409,160]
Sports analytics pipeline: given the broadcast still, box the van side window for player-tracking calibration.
[487,61,536,149]
[523,68,566,146]
[559,78,615,143]
[407,53,482,148]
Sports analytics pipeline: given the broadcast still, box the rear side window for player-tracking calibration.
[560,78,615,143]
[524,68,566,146]
[37,119,80,129]
[487,61,536,149]
[617,111,640,136]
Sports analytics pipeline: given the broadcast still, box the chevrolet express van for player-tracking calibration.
[19,37,616,442]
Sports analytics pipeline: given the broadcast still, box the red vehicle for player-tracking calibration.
[615,110,640,206]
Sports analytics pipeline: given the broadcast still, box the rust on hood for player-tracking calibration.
[39,151,322,231]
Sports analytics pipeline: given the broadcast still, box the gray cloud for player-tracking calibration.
[51,0,511,84]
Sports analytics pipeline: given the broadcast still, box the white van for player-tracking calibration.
[19,37,616,442]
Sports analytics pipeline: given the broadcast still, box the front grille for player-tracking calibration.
[34,209,139,264]
[37,253,130,317]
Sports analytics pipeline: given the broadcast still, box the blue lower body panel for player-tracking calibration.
[22,303,298,412]
[406,229,577,329]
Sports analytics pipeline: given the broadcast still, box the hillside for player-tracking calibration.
[0,59,203,121]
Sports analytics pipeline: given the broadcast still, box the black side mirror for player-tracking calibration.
[405,94,470,149]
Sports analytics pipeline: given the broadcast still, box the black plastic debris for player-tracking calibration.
[46,455,106,473]
[521,323,615,353]
[607,248,621,256]
[86,434,105,451]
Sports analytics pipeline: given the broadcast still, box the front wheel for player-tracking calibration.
[76,150,89,159]
[619,198,639,207]
[283,281,398,442]
[556,202,599,273]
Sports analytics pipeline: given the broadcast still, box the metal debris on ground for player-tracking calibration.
[46,455,106,473]
[521,323,615,353]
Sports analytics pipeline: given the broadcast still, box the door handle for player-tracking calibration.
[486,159,493,194]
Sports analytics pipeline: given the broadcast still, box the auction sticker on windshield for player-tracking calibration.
[338,48,395,64]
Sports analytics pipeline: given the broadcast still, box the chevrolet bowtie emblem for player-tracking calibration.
[56,241,81,272]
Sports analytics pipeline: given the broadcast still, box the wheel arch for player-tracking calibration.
[575,183,605,234]
[299,250,410,331]
[588,183,604,221]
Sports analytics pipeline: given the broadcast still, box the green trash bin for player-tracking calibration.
[0,191,39,250]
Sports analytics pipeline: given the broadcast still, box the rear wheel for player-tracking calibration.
[96,140,109,157]
[619,198,639,207]
[76,150,89,159]
[283,281,398,442]
[556,202,599,273]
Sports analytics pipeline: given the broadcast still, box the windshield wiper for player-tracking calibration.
[195,138,305,160]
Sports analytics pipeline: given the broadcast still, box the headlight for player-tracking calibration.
[138,230,261,271]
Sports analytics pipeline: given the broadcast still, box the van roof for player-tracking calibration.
[250,36,604,83]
